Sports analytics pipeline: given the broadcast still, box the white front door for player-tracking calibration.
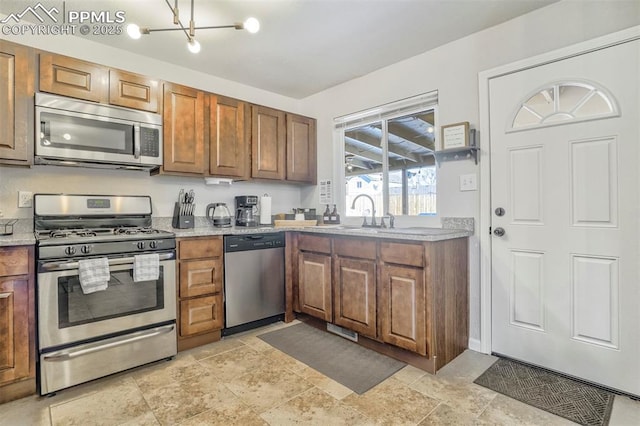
[489,39,640,395]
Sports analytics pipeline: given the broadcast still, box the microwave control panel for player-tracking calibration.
[140,127,160,158]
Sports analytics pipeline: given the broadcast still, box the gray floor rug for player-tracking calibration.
[258,322,406,394]
[474,358,615,426]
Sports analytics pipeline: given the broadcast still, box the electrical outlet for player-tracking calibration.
[18,191,33,208]
[459,174,477,191]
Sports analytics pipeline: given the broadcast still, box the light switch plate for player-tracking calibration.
[459,174,477,191]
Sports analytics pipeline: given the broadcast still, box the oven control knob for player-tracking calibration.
[65,246,76,256]
[80,245,92,254]
[149,241,157,249]
[137,241,146,250]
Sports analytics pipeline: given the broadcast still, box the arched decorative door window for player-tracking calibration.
[509,81,619,131]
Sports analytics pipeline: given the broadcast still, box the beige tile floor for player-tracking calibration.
[1,321,639,425]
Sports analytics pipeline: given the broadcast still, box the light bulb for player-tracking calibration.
[127,23,142,39]
[243,17,260,34]
[187,38,201,53]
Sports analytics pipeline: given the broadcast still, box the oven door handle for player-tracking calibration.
[40,252,175,271]
[42,324,175,361]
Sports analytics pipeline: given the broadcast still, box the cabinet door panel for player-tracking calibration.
[380,264,427,355]
[298,252,332,321]
[109,70,161,113]
[178,238,222,260]
[333,257,376,338]
[298,234,331,254]
[209,95,248,178]
[0,42,32,163]
[179,259,222,298]
[0,247,29,276]
[251,105,285,180]
[0,277,30,383]
[39,53,108,103]
[163,83,205,173]
[179,294,223,337]
[286,114,316,183]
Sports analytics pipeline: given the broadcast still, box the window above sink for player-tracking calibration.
[335,91,439,219]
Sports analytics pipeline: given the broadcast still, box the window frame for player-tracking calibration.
[334,91,439,217]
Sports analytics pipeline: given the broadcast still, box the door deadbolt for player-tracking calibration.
[493,227,506,237]
[495,207,505,216]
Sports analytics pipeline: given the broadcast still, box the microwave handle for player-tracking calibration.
[134,124,141,159]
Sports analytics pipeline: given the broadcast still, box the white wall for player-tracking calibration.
[0,30,310,219]
[299,0,640,346]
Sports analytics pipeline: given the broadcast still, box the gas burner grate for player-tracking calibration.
[50,230,72,238]
[76,230,98,237]
[114,227,160,235]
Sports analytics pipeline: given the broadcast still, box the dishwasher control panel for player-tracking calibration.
[224,232,285,252]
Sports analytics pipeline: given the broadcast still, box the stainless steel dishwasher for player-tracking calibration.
[223,232,285,335]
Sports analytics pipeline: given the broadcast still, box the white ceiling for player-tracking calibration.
[1,0,558,98]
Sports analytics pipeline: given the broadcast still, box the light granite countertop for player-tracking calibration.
[0,217,473,247]
[163,222,472,242]
[0,232,36,247]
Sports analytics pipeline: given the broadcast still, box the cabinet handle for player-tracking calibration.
[0,292,11,299]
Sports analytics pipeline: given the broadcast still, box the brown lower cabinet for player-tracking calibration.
[0,246,36,403]
[176,237,224,351]
[379,263,426,355]
[298,251,332,322]
[290,233,468,373]
[333,238,377,339]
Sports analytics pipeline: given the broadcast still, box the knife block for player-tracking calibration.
[172,202,194,229]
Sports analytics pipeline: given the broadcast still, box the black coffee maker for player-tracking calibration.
[235,195,259,227]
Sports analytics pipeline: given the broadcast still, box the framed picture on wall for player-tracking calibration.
[441,121,469,150]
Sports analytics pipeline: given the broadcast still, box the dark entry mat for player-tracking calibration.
[258,323,405,394]
[474,358,615,426]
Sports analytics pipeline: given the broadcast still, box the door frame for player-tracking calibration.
[477,25,640,355]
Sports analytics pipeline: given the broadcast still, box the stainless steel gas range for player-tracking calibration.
[34,194,177,395]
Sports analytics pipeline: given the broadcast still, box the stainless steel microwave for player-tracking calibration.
[35,93,163,170]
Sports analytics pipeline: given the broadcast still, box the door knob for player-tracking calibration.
[493,227,506,237]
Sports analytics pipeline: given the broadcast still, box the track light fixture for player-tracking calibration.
[126,0,259,54]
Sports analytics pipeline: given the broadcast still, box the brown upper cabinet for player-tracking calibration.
[163,83,205,174]
[109,69,162,113]
[0,40,34,165]
[30,46,317,182]
[250,105,317,183]
[39,53,161,113]
[40,53,109,103]
[286,113,317,184]
[251,105,286,180]
[208,95,249,179]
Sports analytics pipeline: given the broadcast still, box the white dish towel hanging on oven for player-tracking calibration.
[78,257,110,294]
[134,253,160,282]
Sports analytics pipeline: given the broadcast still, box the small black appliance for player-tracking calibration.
[235,195,259,227]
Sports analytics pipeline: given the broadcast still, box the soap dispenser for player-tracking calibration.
[323,205,331,223]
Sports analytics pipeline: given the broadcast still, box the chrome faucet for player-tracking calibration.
[351,194,377,227]
[386,212,395,228]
